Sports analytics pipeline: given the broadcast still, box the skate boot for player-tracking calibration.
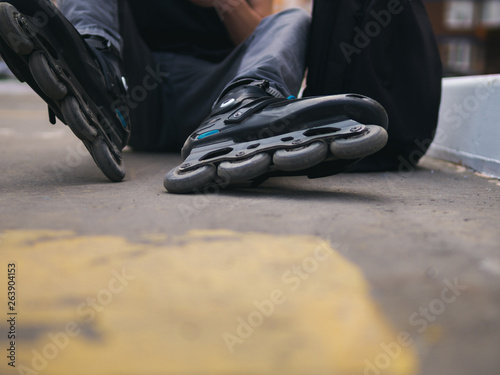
[0,0,130,182]
[164,80,389,193]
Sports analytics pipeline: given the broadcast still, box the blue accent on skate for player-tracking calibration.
[116,109,128,129]
[287,95,296,100]
[198,130,220,140]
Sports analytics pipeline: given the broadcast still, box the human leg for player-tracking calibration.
[125,7,310,153]
[160,8,311,150]
[226,8,311,99]
[163,10,389,193]
[60,0,177,152]
[59,0,122,52]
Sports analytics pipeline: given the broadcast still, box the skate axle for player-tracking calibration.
[182,120,365,172]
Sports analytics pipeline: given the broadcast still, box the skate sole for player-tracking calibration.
[164,122,388,193]
[0,2,126,182]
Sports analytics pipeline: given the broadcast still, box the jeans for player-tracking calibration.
[59,0,311,151]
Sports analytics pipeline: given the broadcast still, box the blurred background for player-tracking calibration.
[2,0,500,79]
[276,0,500,77]
[424,0,500,76]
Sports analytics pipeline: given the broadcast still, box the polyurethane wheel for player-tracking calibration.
[0,3,34,55]
[164,164,216,194]
[29,51,67,100]
[61,96,98,141]
[273,141,328,171]
[330,125,388,160]
[91,137,126,182]
[218,153,271,183]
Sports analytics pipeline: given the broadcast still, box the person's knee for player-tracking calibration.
[276,7,311,26]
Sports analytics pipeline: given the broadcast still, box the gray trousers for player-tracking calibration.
[59,1,310,151]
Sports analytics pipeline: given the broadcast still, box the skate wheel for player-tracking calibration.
[61,96,98,141]
[0,4,34,55]
[330,125,388,160]
[164,165,216,194]
[273,141,328,171]
[218,153,271,183]
[29,51,67,100]
[91,137,126,182]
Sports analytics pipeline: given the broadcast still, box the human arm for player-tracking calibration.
[190,0,274,45]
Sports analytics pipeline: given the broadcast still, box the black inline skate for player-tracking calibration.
[0,0,130,182]
[164,80,389,193]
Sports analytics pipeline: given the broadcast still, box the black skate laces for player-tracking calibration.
[84,36,128,97]
[212,80,286,121]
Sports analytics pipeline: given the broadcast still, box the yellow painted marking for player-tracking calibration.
[423,324,444,344]
[0,230,417,375]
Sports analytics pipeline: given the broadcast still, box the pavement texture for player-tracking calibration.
[1,83,500,375]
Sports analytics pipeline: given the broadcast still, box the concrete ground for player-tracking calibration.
[1,83,500,375]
